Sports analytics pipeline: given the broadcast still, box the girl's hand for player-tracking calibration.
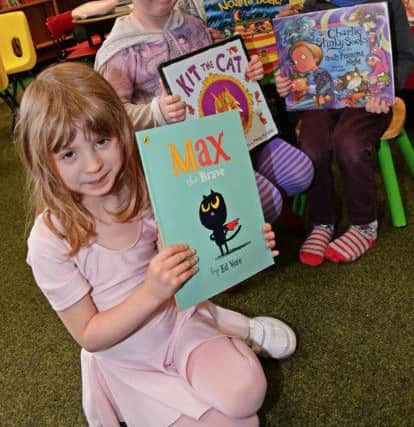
[263,223,279,258]
[159,80,186,123]
[142,244,198,303]
[274,71,293,97]
[245,55,264,81]
[208,27,225,43]
[365,94,391,114]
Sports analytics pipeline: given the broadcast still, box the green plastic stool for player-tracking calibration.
[291,192,307,217]
[378,128,414,228]
[377,97,414,227]
[292,98,414,227]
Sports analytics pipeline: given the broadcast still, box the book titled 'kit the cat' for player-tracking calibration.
[136,111,274,310]
[159,36,278,151]
[273,2,395,111]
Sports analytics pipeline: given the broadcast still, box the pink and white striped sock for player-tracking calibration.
[325,224,377,263]
[299,225,334,267]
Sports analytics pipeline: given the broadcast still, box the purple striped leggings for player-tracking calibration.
[251,137,314,223]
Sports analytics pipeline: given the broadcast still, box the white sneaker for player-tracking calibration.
[246,316,297,359]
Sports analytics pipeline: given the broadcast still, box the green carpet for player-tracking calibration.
[0,96,413,426]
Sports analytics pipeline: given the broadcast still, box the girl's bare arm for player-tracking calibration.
[58,244,198,352]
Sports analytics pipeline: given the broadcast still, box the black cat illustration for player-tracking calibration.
[199,190,241,256]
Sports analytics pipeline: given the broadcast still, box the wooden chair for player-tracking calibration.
[291,97,414,227]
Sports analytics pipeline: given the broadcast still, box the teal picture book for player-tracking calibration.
[136,111,274,310]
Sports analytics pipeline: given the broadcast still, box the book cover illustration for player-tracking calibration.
[273,2,395,111]
[159,36,278,151]
[136,111,274,310]
[204,0,293,79]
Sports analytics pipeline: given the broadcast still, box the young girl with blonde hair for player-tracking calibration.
[17,62,296,427]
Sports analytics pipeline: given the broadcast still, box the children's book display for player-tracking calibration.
[273,2,395,111]
[204,0,294,79]
[159,36,278,151]
[136,111,274,310]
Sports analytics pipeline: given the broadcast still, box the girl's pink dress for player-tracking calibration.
[27,214,236,427]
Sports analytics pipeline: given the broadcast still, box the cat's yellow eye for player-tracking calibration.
[201,202,210,213]
[211,195,220,209]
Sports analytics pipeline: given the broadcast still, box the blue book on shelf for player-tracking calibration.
[136,111,274,310]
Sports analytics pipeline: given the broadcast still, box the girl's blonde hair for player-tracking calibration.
[16,62,149,256]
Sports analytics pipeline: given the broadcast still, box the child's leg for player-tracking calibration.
[332,108,391,226]
[299,224,334,267]
[298,110,337,226]
[254,171,283,223]
[196,302,297,360]
[296,111,337,266]
[324,109,391,263]
[299,110,338,267]
[183,337,267,419]
[325,222,377,263]
[171,408,259,427]
[251,136,314,197]
[198,301,249,338]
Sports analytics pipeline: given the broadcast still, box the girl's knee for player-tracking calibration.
[217,341,267,418]
[187,338,267,419]
[335,140,372,169]
[218,364,267,418]
[291,153,314,193]
[249,414,260,427]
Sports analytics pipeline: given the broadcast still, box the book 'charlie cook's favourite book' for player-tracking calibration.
[159,36,278,151]
[273,2,395,111]
[136,111,274,310]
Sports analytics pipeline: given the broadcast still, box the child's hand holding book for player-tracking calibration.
[159,79,186,124]
[245,55,264,82]
[142,244,198,303]
[365,94,391,114]
[263,223,279,258]
[274,71,293,98]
